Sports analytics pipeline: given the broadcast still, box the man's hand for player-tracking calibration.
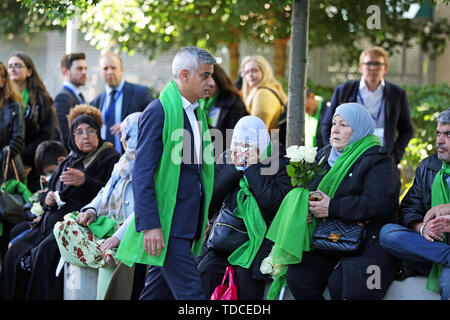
[144,228,165,257]
[430,215,450,234]
[423,204,450,224]
[76,210,95,226]
[413,221,445,242]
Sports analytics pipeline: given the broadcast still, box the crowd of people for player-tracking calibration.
[0,45,448,301]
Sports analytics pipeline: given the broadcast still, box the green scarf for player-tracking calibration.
[426,161,450,293]
[21,87,29,113]
[199,91,219,126]
[115,80,214,267]
[305,99,323,147]
[266,135,381,299]
[69,212,118,239]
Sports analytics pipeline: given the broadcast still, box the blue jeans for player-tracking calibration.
[379,223,450,300]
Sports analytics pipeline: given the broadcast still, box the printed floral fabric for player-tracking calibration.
[53,213,117,268]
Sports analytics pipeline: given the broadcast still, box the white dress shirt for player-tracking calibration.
[181,96,202,164]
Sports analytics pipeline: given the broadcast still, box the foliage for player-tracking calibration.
[400,82,450,184]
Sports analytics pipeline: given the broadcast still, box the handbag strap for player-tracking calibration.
[2,147,20,186]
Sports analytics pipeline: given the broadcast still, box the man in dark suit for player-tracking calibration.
[90,53,154,153]
[322,46,414,164]
[134,47,216,300]
[54,53,87,149]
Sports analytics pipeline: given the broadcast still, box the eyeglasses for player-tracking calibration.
[73,128,97,137]
[7,63,25,70]
[362,62,385,68]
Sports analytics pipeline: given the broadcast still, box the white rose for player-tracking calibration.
[285,145,304,162]
[304,146,317,163]
[260,262,273,274]
[30,202,44,216]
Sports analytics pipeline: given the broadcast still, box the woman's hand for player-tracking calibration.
[245,146,260,168]
[60,167,86,186]
[45,191,57,207]
[308,190,330,219]
[76,210,95,226]
[101,236,120,255]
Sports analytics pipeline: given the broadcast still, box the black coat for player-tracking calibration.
[0,101,25,182]
[209,93,247,154]
[198,151,291,283]
[0,143,119,300]
[399,154,441,228]
[322,80,414,164]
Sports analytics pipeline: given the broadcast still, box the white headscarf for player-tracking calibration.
[230,115,270,155]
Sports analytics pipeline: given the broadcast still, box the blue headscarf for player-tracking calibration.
[101,112,141,216]
[328,103,374,166]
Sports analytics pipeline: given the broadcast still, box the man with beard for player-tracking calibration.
[54,53,88,149]
[379,108,450,300]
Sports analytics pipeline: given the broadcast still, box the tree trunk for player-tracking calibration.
[227,41,240,81]
[273,37,289,79]
[286,0,309,147]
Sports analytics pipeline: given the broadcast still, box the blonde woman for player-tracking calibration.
[240,55,287,132]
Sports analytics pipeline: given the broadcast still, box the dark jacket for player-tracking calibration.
[54,86,83,149]
[0,101,25,182]
[133,99,206,240]
[0,143,119,300]
[209,93,247,153]
[399,154,442,228]
[21,93,56,169]
[311,144,401,237]
[322,80,414,164]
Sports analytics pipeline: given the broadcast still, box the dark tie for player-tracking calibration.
[105,90,117,144]
[78,93,86,104]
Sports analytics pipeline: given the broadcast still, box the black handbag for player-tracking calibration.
[311,218,366,254]
[0,148,26,224]
[207,205,249,254]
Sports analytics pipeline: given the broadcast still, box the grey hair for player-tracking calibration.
[438,108,450,125]
[172,46,216,79]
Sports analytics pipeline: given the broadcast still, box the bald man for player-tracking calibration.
[91,52,154,153]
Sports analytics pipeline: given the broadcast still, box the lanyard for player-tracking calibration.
[357,89,384,123]
[103,88,123,123]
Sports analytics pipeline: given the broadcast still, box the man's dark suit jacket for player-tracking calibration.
[54,86,83,149]
[133,99,204,240]
[321,79,414,163]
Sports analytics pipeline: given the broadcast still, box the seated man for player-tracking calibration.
[379,108,450,300]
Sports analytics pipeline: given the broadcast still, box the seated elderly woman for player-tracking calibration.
[0,105,119,300]
[285,103,400,300]
[53,112,144,300]
[197,115,291,300]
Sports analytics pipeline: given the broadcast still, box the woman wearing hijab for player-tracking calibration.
[52,112,143,300]
[197,115,291,300]
[240,55,287,133]
[0,105,119,300]
[7,52,57,192]
[285,103,400,300]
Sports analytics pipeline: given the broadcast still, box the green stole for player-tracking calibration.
[199,91,219,126]
[22,88,29,113]
[227,144,272,269]
[265,135,381,299]
[426,161,450,293]
[115,80,214,267]
[305,99,323,147]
